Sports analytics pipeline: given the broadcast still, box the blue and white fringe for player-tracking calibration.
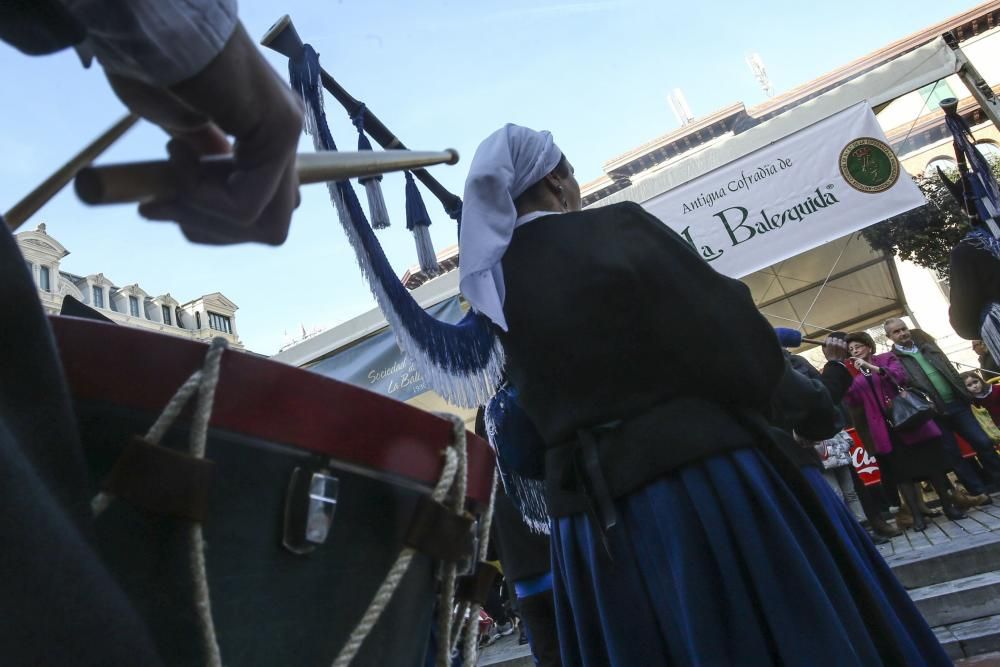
[484,386,550,534]
[981,302,1000,370]
[289,46,503,408]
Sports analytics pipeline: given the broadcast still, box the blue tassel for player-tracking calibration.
[352,107,390,229]
[405,171,440,275]
[288,45,502,408]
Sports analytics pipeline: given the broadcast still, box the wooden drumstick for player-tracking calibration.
[74,149,460,205]
[5,113,140,230]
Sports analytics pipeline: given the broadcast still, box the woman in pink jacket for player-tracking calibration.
[843,332,964,531]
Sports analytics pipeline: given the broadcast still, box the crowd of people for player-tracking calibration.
[837,322,999,536]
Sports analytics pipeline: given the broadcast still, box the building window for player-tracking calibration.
[923,157,957,178]
[919,80,956,111]
[161,305,172,325]
[39,266,50,292]
[128,295,140,317]
[976,141,1000,163]
[195,312,202,329]
[92,286,104,308]
[25,261,32,278]
[208,311,232,334]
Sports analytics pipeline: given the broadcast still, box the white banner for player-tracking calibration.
[640,102,924,277]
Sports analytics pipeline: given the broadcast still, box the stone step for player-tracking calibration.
[887,532,1000,590]
[477,637,532,667]
[910,569,1000,628]
[934,614,1000,662]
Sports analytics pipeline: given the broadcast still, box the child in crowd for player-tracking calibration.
[964,371,1000,427]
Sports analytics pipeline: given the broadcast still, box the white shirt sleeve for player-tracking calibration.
[59,0,238,87]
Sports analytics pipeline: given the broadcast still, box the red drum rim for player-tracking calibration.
[50,316,495,507]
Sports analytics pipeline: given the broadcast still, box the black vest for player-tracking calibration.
[498,202,784,515]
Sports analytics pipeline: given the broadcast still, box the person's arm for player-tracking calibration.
[60,2,302,245]
[819,361,853,403]
[59,0,238,86]
[774,355,843,441]
[843,376,862,407]
[876,353,910,386]
[950,243,1000,339]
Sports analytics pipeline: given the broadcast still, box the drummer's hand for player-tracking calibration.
[822,336,849,362]
[106,22,303,245]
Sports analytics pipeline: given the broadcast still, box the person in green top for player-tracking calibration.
[885,318,1000,499]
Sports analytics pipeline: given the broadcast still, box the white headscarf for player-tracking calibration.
[459,124,563,331]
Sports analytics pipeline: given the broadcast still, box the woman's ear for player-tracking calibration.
[543,170,562,193]
[545,171,569,211]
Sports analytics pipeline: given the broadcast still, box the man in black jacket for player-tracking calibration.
[884,318,1000,498]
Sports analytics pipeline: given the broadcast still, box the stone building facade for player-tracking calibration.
[16,223,243,349]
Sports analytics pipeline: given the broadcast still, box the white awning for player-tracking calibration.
[745,232,905,340]
[589,38,958,342]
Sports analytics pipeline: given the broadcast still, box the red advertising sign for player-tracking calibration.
[957,434,978,458]
[846,429,881,486]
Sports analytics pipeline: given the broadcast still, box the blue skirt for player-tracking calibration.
[550,448,950,666]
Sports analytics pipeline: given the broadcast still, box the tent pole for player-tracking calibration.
[904,303,922,330]
[943,31,1000,132]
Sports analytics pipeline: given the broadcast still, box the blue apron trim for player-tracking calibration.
[514,571,553,599]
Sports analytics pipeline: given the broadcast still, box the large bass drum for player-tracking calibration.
[51,315,494,667]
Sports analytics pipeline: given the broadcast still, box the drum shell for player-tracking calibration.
[79,400,436,667]
[51,317,493,667]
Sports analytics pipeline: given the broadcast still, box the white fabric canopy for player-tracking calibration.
[744,233,905,339]
[590,37,959,340]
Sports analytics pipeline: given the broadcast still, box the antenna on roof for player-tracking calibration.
[667,88,695,126]
[746,52,774,98]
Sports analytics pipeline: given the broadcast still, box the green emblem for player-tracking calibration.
[839,137,900,193]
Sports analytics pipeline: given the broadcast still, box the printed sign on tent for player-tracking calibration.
[639,102,925,278]
[308,297,466,402]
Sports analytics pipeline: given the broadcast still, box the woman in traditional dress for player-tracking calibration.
[458,124,951,666]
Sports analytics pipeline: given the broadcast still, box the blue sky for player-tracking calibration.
[0,0,977,353]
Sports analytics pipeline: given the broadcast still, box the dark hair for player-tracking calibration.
[960,370,984,383]
[513,154,570,208]
[845,332,876,352]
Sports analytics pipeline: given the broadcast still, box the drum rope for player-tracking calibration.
[437,415,469,667]
[89,338,229,667]
[188,338,227,667]
[459,471,498,667]
[333,426,462,667]
[90,369,204,516]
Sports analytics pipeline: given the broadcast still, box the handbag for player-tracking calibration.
[864,372,937,432]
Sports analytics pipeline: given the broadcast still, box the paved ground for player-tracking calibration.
[876,496,1000,559]
[956,651,1000,665]
[478,632,532,667]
